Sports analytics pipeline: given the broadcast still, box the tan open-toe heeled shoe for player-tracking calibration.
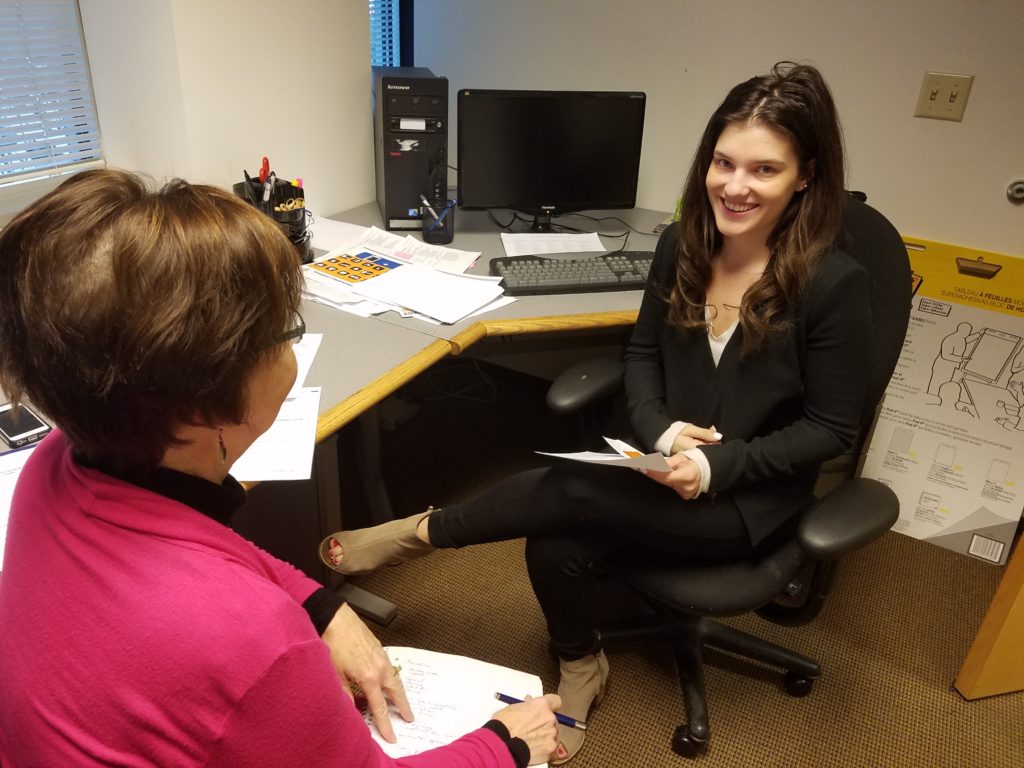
[318,508,436,576]
[551,650,609,766]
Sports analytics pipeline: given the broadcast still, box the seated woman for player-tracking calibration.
[319,62,872,765]
[0,170,559,767]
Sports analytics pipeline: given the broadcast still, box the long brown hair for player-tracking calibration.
[669,62,846,352]
[0,170,303,473]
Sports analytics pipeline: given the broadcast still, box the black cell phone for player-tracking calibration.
[0,403,51,449]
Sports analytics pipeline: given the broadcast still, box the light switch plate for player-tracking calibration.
[914,72,974,122]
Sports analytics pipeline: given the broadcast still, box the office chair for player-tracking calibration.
[546,195,911,758]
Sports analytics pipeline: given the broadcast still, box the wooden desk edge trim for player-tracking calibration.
[449,310,639,355]
[954,539,1024,699]
[314,338,453,440]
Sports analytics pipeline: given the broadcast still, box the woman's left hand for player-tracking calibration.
[671,424,721,453]
[643,452,702,500]
[321,603,413,743]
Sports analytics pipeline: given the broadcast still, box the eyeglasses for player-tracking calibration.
[275,313,306,345]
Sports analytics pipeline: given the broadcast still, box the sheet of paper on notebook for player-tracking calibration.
[367,647,547,767]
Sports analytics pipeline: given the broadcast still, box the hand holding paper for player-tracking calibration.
[642,452,703,500]
[536,437,672,472]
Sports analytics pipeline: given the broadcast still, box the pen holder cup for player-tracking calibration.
[422,198,455,245]
[274,206,314,264]
[233,179,313,264]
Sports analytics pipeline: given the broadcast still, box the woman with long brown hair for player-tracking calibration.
[320,61,872,765]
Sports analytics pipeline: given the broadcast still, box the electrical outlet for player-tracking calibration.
[914,72,974,121]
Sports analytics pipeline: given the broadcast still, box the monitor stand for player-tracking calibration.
[526,212,555,232]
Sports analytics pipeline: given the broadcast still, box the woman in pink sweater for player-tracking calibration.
[0,170,558,767]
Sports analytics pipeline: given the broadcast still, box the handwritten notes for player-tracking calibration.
[368,647,546,766]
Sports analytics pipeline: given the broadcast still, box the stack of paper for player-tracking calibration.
[302,230,508,324]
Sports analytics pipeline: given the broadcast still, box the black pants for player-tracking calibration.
[427,462,756,660]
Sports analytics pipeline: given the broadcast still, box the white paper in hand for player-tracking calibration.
[536,436,671,471]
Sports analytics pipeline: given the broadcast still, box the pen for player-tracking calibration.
[493,692,587,730]
[419,194,439,220]
[262,171,276,204]
[426,199,455,233]
[242,170,256,204]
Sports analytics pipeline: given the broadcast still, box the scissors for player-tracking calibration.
[258,156,270,185]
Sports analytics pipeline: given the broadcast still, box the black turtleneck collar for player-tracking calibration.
[73,453,247,526]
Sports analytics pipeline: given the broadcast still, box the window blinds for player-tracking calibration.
[0,1,102,184]
[369,0,400,67]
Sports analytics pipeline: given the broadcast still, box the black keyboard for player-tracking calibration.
[490,251,654,296]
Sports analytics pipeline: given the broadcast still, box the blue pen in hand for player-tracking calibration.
[493,692,587,730]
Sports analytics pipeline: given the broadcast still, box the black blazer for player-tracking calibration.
[623,224,872,545]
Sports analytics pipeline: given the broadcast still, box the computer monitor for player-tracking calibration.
[457,89,646,231]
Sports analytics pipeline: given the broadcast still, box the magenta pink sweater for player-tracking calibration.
[0,431,514,767]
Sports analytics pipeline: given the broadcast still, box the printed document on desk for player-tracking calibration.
[351,263,504,325]
[1,445,37,572]
[361,226,480,274]
[302,247,500,323]
[230,387,321,482]
[367,646,547,767]
[860,244,1024,565]
[301,249,404,312]
[309,217,370,258]
[230,334,323,481]
[501,232,605,257]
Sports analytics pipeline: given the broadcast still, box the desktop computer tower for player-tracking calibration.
[372,66,448,230]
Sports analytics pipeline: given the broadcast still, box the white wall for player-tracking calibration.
[79,0,375,218]
[414,0,1024,254]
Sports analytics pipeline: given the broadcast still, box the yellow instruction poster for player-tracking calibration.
[860,239,1024,565]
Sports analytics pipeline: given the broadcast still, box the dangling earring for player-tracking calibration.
[218,428,228,465]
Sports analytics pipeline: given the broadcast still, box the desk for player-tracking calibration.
[257,204,1024,698]
[301,299,452,440]
[331,201,663,346]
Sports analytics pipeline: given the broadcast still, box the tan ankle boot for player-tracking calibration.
[318,508,435,575]
[551,650,609,765]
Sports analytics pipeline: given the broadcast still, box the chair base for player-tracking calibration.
[600,612,821,758]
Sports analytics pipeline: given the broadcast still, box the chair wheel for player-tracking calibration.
[671,724,708,759]
[784,671,814,697]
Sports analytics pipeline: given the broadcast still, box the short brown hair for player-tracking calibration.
[0,169,303,472]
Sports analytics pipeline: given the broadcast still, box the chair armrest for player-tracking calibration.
[546,358,624,415]
[797,477,899,560]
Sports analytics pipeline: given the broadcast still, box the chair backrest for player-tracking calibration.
[755,197,911,625]
[837,194,912,425]
[811,196,912,502]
